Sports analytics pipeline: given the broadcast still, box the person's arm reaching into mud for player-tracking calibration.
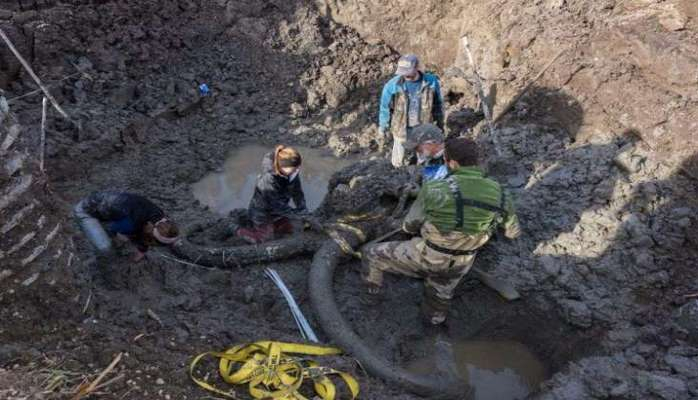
[502,192,521,239]
[289,175,307,212]
[402,187,426,234]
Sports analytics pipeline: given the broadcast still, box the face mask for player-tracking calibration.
[288,169,300,182]
[417,149,444,165]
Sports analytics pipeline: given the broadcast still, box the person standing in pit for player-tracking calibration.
[236,145,307,244]
[361,137,521,326]
[74,191,180,263]
[378,54,445,168]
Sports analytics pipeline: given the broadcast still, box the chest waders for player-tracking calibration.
[424,176,507,256]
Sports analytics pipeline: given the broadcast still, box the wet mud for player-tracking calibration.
[1,1,697,400]
[192,144,354,215]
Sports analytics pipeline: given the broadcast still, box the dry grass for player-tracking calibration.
[0,354,124,400]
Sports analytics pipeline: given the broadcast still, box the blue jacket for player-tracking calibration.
[379,72,444,132]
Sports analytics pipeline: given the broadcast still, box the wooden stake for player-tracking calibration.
[40,97,47,172]
[462,36,501,156]
[0,28,76,127]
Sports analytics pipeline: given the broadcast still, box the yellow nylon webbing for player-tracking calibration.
[190,341,360,400]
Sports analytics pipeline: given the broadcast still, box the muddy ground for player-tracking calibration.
[1,1,698,399]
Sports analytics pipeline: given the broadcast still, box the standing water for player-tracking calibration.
[408,339,547,400]
[192,144,354,215]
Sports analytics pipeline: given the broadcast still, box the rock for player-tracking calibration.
[664,355,698,378]
[322,80,349,109]
[0,269,13,282]
[658,4,688,31]
[637,372,689,400]
[609,381,629,397]
[560,299,592,328]
[614,145,645,173]
[445,107,484,135]
[667,346,698,357]
[156,378,165,385]
[676,300,698,343]
[289,102,306,119]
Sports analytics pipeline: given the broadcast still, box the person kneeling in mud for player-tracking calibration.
[361,137,521,325]
[74,191,180,263]
[236,145,307,244]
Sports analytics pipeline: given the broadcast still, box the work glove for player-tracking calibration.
[391,139,406,168]
[293,211,323,232]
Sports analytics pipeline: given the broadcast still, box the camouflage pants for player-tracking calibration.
[361,237,477,318]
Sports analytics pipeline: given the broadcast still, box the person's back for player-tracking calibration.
[74,190,179,273]
[419,166,519,240]
[87,191,165,228]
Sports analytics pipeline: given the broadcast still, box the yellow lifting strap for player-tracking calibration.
[190,341,360,400]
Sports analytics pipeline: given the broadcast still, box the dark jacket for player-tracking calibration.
[248,152,306,226]
[83,191,165,251]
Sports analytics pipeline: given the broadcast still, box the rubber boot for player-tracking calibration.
[421,291,449,326]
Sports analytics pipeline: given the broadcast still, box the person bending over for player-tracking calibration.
[74,191,179,262]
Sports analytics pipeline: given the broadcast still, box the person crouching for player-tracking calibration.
[74,191,180,263]
[236,145,307,244]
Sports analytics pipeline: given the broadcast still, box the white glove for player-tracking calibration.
[391,138,406,168]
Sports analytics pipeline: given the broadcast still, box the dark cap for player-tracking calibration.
[396,54,420,76]
[404,124,445,151]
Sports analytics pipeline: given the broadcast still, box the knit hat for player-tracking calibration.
[404,124,445,151]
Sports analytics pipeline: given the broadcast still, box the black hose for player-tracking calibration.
[309,239,472,399]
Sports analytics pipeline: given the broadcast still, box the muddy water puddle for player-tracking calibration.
[192,144,353,215]
[408,339,547,400]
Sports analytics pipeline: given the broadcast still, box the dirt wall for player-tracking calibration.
[319,0,698,167]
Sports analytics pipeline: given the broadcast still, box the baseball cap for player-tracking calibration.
[396,54,420,76]
[404,124,444,151]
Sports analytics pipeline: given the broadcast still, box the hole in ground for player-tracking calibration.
[335,264,604,400]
